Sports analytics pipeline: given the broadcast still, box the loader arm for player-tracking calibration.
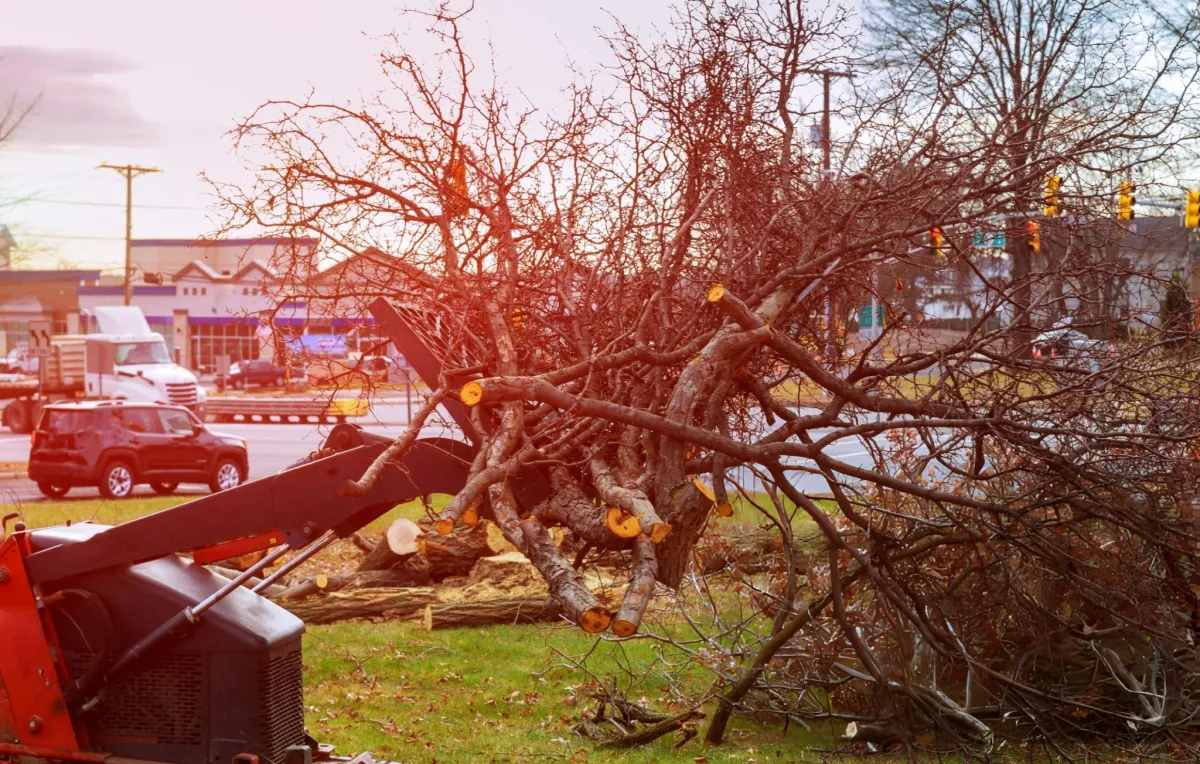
[24,433,474,585]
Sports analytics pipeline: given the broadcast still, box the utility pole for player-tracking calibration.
[98,163,161,306]
[799,68,854,359]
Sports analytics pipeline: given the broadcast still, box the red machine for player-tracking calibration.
[0,299,550,764]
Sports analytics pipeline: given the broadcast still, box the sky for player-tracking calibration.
[0,0,684,272]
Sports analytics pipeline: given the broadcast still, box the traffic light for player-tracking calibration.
[1186,189,1200,228]
[1043,175,1062,217]
[1118,181,1135,221]
[930,226,945,258]
[1027,221,1040,254]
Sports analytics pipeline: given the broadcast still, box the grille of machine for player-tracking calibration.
[258,648,307,762]
[69,651,205,746]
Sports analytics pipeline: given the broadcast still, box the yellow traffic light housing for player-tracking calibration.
[1117,181,1135,221]
[1185,189,1200,229]
[1027,221,1040,254]
[930,227,945,258]
[1043,175,1062,217]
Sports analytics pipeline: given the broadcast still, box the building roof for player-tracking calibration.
[0,269,101,282]
[173,258,275,282]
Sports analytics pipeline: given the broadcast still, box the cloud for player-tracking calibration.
[0,46,159,148]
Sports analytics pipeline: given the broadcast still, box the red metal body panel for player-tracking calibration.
[0,534,84,757]
[191,530,283,565]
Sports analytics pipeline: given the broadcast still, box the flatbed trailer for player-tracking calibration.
[206,396,367,424]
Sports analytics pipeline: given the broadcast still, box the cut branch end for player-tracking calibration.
[579,607,613,633]
[460,381,483,406]
[606,506,642,539]
[649,522,672,544]
[434,518,456,536]
[707,283,725,303]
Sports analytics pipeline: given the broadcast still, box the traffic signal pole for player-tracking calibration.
[800,68,854,361]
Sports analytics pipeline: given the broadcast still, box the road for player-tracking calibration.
[0,406,893,507]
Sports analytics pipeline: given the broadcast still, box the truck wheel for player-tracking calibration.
[5,399,34,434]
[99,460,135,500]
[150,481,178,496]
[37,482,69,499]
[209,459,243,493]
[274,373,285,387]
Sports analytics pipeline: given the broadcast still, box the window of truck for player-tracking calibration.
[114,341,170,365]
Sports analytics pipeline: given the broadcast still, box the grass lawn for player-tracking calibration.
[303,620,839,762]
[14,495,842,761]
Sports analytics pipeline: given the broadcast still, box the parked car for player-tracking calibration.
[1031,328,1114,373]
[356,354,408,383]
[0,343,38,375]
[28,400,248,499]
[218,359,289,390]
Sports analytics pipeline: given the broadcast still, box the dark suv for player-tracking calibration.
[217,359,291,391]
[28,401,249,500]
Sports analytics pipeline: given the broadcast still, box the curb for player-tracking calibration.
[0,471,25,481]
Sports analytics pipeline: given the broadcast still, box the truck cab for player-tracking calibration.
[86,332,207,415]
[2,307,207,433]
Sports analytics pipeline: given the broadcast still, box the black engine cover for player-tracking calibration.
[32,523,307,764]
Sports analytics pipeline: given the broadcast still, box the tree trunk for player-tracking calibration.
[356,519,491,580]
[273,587,436,624]
[421,598,552,629]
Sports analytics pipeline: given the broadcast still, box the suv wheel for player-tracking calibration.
[210,459,243,493]
[99,460,135,499]
[37,482,69,499]
[274,373,285,387]
[150,481,178,496]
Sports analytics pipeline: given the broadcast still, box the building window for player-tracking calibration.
[201,287,207,296]
[188,321,259,372]
[242,287,249,295]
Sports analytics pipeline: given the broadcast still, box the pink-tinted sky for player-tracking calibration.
[0,1,677,270]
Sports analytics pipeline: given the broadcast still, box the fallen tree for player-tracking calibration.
[216,0,1200,751]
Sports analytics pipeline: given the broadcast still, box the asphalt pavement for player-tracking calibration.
[0,401,894,507]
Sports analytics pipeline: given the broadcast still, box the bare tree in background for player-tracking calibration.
[214,0,1200,752]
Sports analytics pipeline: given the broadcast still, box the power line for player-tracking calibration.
[0,196,204,211]
[18,233,125,242]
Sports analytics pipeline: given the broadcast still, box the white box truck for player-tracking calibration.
[0,306,207,433]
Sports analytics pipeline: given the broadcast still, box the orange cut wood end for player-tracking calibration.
[579,607,612,634]
[434,518,455,536]
[605,506,641,539]
[707,283,725,303]
[460,381,483,406]
[649,523,672,544]
[611,619,638,638]
[691,476,716,502]
[462,507,480,527]
[315,573,328,589]
[715,502,734,518]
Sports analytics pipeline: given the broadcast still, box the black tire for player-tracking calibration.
[233,377,245,390]
[150,481,178,496]
[274,373,285,387]
[37,482,69,499]
[209,458,243,493]
[5,399,34,434]
[98,460,136,500]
